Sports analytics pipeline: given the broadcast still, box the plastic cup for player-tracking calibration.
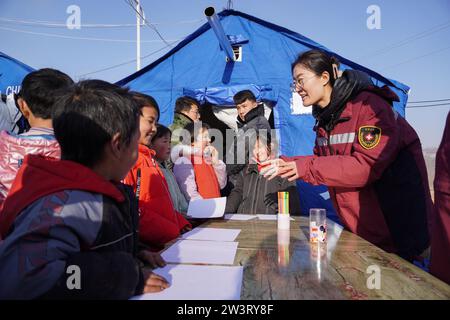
[309,208,327,243]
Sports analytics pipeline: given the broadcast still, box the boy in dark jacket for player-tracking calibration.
[0,80,168,299]
[226,134,301,215]
[226,90,273,188]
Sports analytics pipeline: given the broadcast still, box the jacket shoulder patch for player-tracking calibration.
[358,126,381,150]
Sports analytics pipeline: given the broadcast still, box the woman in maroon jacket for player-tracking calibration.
[260,50,433,261]
[431,111,450,284]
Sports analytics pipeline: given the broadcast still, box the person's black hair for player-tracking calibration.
[52,79,139,167]
[175,96,199,114]
[19,68,74,119]
[183,122,210,144]
[152,124,172,143]
[233,90,256,105]
[291,49,340,86]
[130,91,160,121]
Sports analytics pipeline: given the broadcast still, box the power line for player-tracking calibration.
[0,25,180,43]
[380,44,450,71]
[406,103,450,109]
[76,39,180,78]
[124,0,172,47]
[0,17,203,28]
[358,19,450,61]
[409,98,450,104]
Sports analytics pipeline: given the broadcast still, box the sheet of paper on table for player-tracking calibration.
[161,239,238,265]
[224,214,257,221]
[187,197,227,218]
[130,264,243,300]
[181,227,241,242]
[256,214,294,221]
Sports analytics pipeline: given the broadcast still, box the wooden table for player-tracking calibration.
[196,216,450,300]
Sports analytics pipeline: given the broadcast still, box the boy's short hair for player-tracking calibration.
[130,91,160,121]
[233,90,256,105]
[19,68,74,119]
[52,80,139,167]
[152,124,172,143]
[175,96,199,114]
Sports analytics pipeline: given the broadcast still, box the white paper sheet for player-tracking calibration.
[181,228,241,242]
[131,264,243,300]
[257,214,295,221]
[187,197,227,218]
[161,239,238,265]
[224,214,257,221]
[256,214,278,220]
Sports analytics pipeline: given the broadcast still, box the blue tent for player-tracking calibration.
[0,51,34,96]
[117,9,410,221]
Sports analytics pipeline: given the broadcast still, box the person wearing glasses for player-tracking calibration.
[170,96,201,146]
[260,49,433,262]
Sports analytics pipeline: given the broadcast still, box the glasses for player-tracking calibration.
[290,75,317,92]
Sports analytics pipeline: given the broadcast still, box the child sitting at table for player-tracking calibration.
[151,124,189,214]
[225,134,301,215]
[173,122,227,200]
[0,80,169,299]
[124,93,191,250]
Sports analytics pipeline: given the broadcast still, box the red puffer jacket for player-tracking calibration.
[0,130,60,205]
[283,87,433,260]
[123,144,190,249]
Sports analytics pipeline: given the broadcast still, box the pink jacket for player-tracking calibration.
[0,129,60,205]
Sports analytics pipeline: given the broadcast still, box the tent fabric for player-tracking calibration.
[183,84,278,107]
[117,9,410,220]
[0,52,34,96]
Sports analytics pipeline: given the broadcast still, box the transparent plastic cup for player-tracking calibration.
[309,208,327,243]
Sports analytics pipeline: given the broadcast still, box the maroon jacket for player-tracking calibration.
[430,111,450,284]
[283,86,432,259]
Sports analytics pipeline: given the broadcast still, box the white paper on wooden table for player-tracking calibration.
[130,264,243,300]
[181,228,241,242]
[187,197,227,218]
[161,239,238,265]
[224,214,257,221]
[256,214,295,221]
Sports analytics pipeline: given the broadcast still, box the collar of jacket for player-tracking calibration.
[245,163,259,174]
[138,144,157,166]
[174,112,194,124]
[313,70,373,132]
[237,104,265,127]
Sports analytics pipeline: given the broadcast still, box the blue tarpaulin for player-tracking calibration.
[117,9,410,221]
[0,51,34,96]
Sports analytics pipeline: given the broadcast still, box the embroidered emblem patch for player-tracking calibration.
[358,126,381,150]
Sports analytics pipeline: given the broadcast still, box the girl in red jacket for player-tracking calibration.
[124,92,191,250]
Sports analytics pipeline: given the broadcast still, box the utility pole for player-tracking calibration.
[136,0,141,71]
